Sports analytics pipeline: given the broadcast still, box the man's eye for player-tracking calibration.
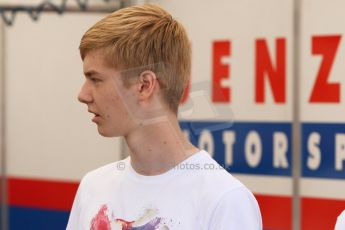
[90,78,101,83]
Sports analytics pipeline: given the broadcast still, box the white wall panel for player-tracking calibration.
[5,14,121,181]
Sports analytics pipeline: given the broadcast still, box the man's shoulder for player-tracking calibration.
[192,151,261,228]
[195,150,256,204]
[200,170,245,205]
[195,150,244,191]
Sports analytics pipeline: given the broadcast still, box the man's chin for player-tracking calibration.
[97,127,119,138]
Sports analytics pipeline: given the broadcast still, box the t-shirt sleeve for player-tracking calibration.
[208,186,262,230]
[66,178,85,230]
[335,210,345,230]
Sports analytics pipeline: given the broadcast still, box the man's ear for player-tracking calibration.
[137,70,157,100]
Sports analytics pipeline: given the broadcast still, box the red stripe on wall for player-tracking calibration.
[301,197,345,230]
[7,177,79,211]
[255,194,292,230]
[7,176,295,230]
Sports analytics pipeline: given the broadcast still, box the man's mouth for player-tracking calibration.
[89,110,100,116]
[89,110,101,122]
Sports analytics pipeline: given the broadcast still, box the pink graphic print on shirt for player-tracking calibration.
[90,205,111,230]
[90,204,168,230]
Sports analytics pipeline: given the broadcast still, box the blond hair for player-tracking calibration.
[79,4,191,113]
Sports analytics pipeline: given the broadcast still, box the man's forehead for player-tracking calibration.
[83,48,118,72]
[83,49,112,74]
[83,49,106,65]
[83,60,105,76]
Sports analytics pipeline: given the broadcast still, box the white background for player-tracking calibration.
[4,14,122,181]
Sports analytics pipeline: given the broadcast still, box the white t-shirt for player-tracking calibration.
[66,150,262,230]
[335,210,345,230]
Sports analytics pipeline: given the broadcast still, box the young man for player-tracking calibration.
[67,4,262,230]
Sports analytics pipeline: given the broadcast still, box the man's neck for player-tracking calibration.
[124,116,198,176]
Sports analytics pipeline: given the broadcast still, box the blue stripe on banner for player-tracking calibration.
[179,121,292,176]
[302,123,345,179]
[9,206,69,230]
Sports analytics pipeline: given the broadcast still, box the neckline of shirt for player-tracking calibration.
[124,149,207,183]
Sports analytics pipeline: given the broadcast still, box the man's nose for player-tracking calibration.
[77,82,93,104]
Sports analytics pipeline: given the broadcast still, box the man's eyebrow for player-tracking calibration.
[84,70,102,78]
